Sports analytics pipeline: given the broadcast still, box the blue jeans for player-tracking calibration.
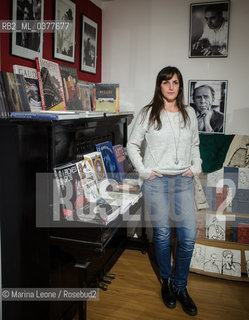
[142,174,196,290]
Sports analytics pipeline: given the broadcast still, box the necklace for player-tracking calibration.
[165,110,180,165]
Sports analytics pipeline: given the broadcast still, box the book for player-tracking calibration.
[233,216,249,242]
[35,57,66,111]
[83,152,108,184]
[216,187,228,213]
[113,144,126,181]
[93,83,119,113]
[96,141,122,182]
[54,162,89,218]
[13,65,42,112]
[54,161,120,225]
[59,64,84,111]
[78,81,92,111]
[237,223,249,244]
[245,251,249,277]
[195,213,206,239]
[76,158,100,202]
[10,111,81,120]
[206,213,226,240]
[0,71,30,113]
[0,73,8,118]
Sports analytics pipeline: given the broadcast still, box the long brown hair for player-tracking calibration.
[141,66,189,130]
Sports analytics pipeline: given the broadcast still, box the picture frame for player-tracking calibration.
[81,15,98,74]
[54,0,76,63]
[11,0,44,60]
[189,1,230,58]
[188,80,228,134]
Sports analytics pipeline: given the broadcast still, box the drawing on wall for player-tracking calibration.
[203,246,223,274]
[11,0,44,60]
[207,168,224,187]
[54,0,76,63]
[81,15,98,74]
[188,80,227,134]
[245,251,249,277]
[222,249,241,277]
[223,135,249,168]
[238,168,249,189]
[190,244,206,270]
[206,214,225,240]
[189,1,230,58]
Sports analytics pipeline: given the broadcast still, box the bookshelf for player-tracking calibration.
[191,173,249,282]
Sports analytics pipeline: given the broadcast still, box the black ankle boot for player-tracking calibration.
[161,278,176,308]
[176,288,197,316]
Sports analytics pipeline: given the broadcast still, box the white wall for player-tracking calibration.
[102,0,249,135]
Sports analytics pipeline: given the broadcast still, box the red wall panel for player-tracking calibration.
[0,0,102,82]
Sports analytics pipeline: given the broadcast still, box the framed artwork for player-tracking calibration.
[188,80,228,134]
[81,15,98,74]
[189,1,230,58]
[11,0,44,60]
[54,0,76,63]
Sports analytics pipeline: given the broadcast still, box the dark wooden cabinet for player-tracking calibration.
[0,114,143,320]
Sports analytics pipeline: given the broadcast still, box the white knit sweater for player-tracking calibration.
[127,106,202,179]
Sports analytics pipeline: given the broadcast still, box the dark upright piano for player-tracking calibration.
[0,114,146,320]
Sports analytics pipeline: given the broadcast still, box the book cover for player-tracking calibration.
[0,73,8,118]
[206,213,226,240]
[83,152,107,184]
[190,243,206,270]
[10,111,80,120]
[233,216,249,242]
[113,144,126,181]
[225,217,235,242]
[96,141,122,181]
[35,57,66,111]
[195,213,206,239]
[54,161,120,225]
[216,187,228,213]
[59,64,84,111]
[203,246,223,274]
[1,71,30,113]
[237,223,249,244]
[76,158,100,202]
[13,65,42,112]
[53,162,89,220]
[245,251,249,277]
[94,83,119,113]
[78,81,91,111]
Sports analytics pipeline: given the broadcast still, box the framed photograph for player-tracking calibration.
[11,0,44,60]
[54,0,76,63]
[189,1,230,57]
[81,15,98,74]
[188,80,228,134]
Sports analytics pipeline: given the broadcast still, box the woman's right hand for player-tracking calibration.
[148,170,163,180]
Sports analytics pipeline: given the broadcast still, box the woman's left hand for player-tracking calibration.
[182,169,194,178]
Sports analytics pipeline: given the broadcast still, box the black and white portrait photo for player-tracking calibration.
[54,0,76,63]
[81,15,98,74]
[12,0,44,60]
[189,1,230,57]
[188,80,227,134]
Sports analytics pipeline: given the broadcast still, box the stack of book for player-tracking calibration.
[0,58,121,119]
[53,141,141,225]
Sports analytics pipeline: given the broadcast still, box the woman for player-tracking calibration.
[127,66,202,316]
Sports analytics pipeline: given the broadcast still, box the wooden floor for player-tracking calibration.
[83,249,249,320]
